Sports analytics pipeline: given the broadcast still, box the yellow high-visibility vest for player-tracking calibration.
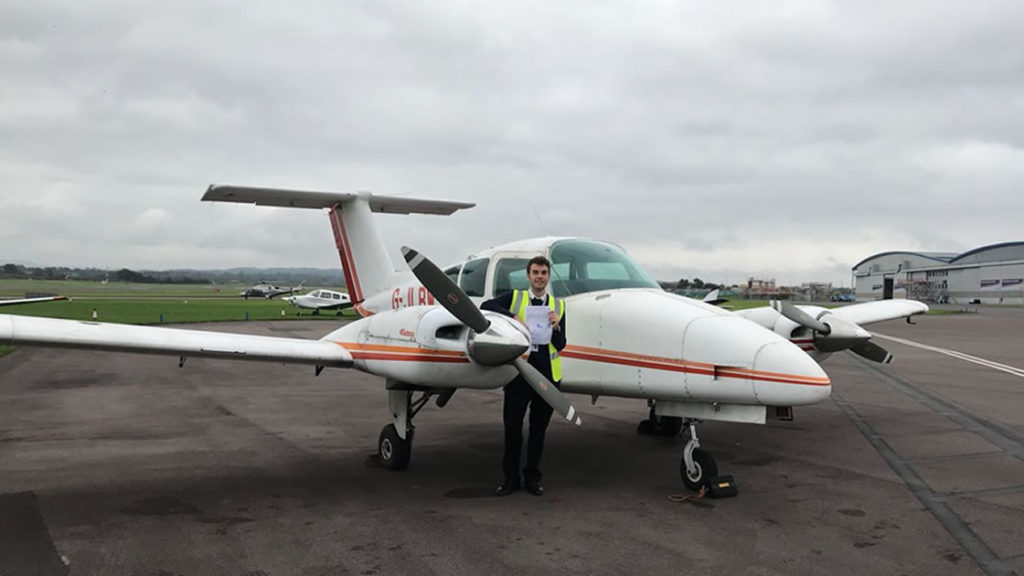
[509,290,566,382]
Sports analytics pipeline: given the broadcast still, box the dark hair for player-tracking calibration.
[527,255,551,273]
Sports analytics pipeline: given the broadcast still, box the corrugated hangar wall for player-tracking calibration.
[853,242,1024,305]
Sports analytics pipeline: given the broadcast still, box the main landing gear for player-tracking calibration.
[636,406,684,437]
[376,384,455,470]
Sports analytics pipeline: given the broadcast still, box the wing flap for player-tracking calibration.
[828,300,929,327]
[202,184,474,215]
[0,315,353,367]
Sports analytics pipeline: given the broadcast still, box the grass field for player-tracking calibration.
[0,279,355,329]
[0,278,252,298]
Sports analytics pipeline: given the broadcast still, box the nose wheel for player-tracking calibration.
[680,419,718,491]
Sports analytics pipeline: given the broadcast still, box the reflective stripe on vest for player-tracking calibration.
[509,290,565,382]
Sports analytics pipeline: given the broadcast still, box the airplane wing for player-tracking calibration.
[0,296,68,307]
[0,314,353,367]
[826,300,929,327]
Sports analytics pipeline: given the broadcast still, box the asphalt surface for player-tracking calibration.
[1,310,1023,576]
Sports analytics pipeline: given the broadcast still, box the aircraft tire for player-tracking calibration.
[378,424,412,470]
[637,416,683,437]
[657,416,684,437]
[680,447,717,491]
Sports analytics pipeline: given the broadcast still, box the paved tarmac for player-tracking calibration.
[1,310,1022,576]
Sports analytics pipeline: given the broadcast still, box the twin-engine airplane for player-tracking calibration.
[283,288,353,315]
[0,185,922,491]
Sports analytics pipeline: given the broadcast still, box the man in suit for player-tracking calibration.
[482,255,566,496]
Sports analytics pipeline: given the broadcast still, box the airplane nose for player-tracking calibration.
[752,340,831,405]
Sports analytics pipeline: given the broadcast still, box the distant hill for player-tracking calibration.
[0,263,345,288]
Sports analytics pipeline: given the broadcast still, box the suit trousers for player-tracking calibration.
[502,375,555,484]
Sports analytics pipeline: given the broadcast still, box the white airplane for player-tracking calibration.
[240,281,304,299]
[3,184,906,492]
[282,289,353,315]
[0,295,68,306]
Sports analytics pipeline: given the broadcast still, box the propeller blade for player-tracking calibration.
[513,358,582,426]
[771,300,831,334]
[401,246,490,333]
[851,341,893,364]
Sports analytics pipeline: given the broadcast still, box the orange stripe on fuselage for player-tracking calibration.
[337,342,470,363]
[561,344,829,386]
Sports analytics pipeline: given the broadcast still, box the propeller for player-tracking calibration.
[770,300,893,363]
[401,246,582,425]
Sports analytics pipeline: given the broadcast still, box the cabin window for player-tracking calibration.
[459,257,489,297]
[444,265,461,285]
[332,293,340,300]
[491,258,531,295]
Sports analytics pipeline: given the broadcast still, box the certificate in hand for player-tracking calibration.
[525,305,552,345]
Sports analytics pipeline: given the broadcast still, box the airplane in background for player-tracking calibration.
[241,281,304,299]
[0,295,68,307]
[282,289,353,315]
[0,185,924,492]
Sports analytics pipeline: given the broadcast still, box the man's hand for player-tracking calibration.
[548,310,559,330]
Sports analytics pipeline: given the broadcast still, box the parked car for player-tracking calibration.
[830,293,856,302]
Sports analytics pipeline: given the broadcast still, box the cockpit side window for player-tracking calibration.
[459,257,490,297]
[491,258,530,296]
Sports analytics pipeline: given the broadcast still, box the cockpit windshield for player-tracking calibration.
[548,239,660,297]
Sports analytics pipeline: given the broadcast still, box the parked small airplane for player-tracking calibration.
[241,281,303,299]
[283,289,353,315]
[0,185,924,491]
[0,295,68,307]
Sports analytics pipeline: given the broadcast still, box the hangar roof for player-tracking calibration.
[949,241,1024,264]
[852,251,957,271]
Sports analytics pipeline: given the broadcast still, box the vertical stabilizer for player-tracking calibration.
[328,197,395,302]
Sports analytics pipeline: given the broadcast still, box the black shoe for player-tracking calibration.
[525,482,544,496]
[494,482,520,496]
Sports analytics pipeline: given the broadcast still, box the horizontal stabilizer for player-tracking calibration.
[203,185,475,215]
[0,314,353,367]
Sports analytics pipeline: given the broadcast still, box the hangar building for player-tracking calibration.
[853,241,1024,304]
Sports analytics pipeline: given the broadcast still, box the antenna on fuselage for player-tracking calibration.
[529,206,576,297]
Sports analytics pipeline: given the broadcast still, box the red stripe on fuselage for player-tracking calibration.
[561,345,829,386]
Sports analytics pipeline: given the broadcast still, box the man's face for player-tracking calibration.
[528,264,550,292]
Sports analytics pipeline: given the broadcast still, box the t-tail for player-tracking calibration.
[202,185,474,304]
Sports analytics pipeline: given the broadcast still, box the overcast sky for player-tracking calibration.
[3,1,1023,287]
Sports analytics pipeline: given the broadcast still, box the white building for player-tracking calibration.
[852,242,1024,305]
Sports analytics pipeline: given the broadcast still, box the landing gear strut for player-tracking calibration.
[636,405,684,437]
[680,419,718,491]
[377,385,454,470]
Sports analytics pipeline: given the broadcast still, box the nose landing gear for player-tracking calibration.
[680,419,718,491]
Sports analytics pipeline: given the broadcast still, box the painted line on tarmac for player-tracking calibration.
[872,332,1024,379]
[832,390,1006,575]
